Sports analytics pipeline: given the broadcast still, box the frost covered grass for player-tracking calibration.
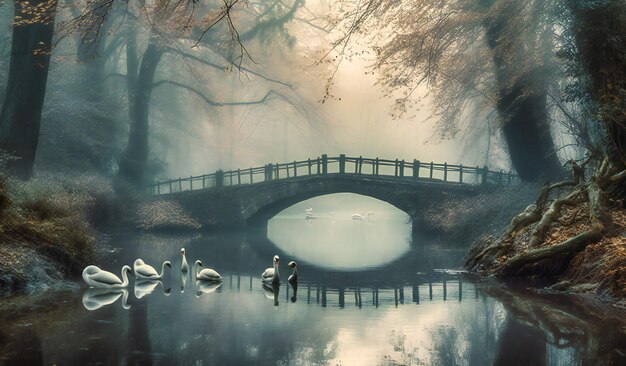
[136,199,201,231]
[0,172,106,294]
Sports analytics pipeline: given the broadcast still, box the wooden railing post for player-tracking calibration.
[274,163,279,179]
[317,157,321,175]
[178,177,182,192]
[265,164,273,181]
[156,179,160,195]
[216,170,224,187]
[429,162,434,179]
[482,166,489,185]
[459,164,463,183]
[322,154,328,175]
[413,160,420,178]
[308,158,312,175]
[202,175,206,189]
[189,175,193,190]
[375,157,379,175]
[250,168,253,183]
[358,156,363,174]
[394,159,399,176]
[400,159,405,177]
[443,163,448,181]
[169,180,172,193]
[339,154,346,174]
[237,169,241,185]
[293,161,297,177]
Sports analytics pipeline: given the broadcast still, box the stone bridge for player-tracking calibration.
[149,155,516,231]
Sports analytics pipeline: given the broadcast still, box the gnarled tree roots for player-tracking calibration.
[466,157,626,284]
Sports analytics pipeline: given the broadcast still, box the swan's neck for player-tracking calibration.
[292,267,297,277]
[273,262,280,280]
[194,262,200,277]
[159,262,168,277]
[121,267,130,286]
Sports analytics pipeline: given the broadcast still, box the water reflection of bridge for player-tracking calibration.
[223,272,478,308]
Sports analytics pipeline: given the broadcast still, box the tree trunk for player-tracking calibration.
[567,0,626,170]
[479,0,563,182]
[72,0,113,102]
[117,42,163,184]
[0,0,58,180]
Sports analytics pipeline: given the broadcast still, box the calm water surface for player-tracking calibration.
[1,196,625,365]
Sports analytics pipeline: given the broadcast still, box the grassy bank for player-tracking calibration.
[0,174,97,294]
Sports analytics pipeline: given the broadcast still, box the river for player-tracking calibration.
[1,194,624,365]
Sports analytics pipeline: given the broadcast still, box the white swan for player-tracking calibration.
[352,212,374,221]
[261,255,280,284]
[288,261,298,284]
[82,265,132,289]
[133,259,171,280]
[134,279,171,299]
[194,260,222,281]
[82,288,130,311]
[181,248,189,273]
[305,208,317,220]
[195,280,222,297]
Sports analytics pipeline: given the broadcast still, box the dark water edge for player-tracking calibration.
[0,230,625,365]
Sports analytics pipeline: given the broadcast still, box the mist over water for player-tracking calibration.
[268,193,412,270]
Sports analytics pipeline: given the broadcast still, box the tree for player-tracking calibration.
[0,0,59,180]
[326,0,564,181]
[114,0,308,184]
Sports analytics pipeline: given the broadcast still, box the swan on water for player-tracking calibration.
[288,261,298,284]
[82,288,130,311]
[352,211,374,221]
[195,280,222,297]
[262,255,280,284]
[82,265,132,289]
[305,208,317,220]
[134,279,171,299]
[133,259,171,280]
[181,248,189,273]
[194,260,222,281]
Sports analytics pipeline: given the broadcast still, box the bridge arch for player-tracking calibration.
[245,183,414,228]
[170,175,479,231]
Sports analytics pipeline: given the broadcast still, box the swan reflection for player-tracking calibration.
[195,280,222,297]
[262,283,280,306]
[180,270,189,293]
[134,279,171,299]
[82,288,131,311]
[289,282,298,303]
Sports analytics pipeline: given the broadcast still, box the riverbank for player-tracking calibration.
[466,166,626,304]
[0,174,96,294]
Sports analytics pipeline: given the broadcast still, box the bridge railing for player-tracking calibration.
[149,154,517,195]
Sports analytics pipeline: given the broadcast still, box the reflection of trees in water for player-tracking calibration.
[493,316,546,366]
[482,284,626,365]
[126,302,152,366]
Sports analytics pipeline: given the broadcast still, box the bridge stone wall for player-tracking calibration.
[160,175,480,231]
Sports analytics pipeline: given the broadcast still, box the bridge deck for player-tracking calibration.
[151,154,516,195]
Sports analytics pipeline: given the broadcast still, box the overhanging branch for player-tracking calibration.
[151,79,282,108]
[164,46,293,89]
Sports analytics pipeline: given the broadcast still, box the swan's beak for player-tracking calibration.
[167,263,172,268]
